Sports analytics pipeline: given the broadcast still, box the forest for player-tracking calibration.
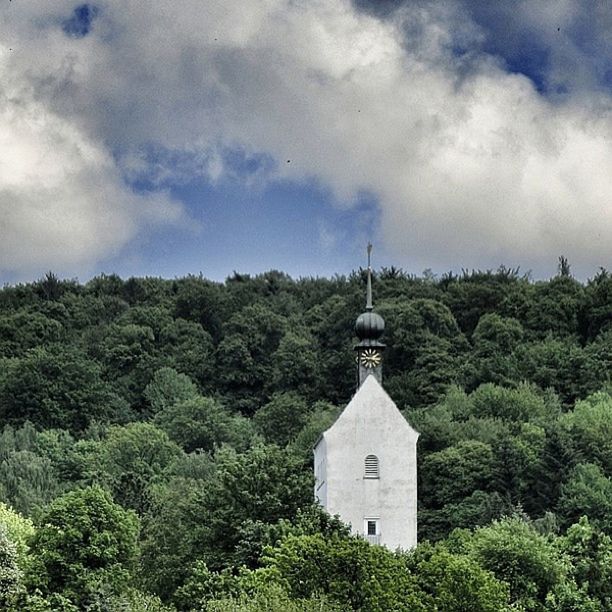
[0,261,610,611]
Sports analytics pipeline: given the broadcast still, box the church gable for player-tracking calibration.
[324,375,418,444]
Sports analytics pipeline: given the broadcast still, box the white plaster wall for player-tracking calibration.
[314,436,327,507]
[313,375,418,550]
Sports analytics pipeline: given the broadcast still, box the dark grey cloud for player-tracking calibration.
[354,0,612,96]
[1,0,611,278]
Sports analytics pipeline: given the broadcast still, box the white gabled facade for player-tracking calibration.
[313,374,419,550]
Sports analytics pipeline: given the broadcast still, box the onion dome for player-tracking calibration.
[355,311,385,341]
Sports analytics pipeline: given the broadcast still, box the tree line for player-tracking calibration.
[0,263,609,610]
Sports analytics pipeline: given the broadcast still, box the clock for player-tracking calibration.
[360,349,381,368]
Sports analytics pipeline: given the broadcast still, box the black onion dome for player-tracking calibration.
[355,311,385,341]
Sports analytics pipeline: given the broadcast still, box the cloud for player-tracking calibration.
[2,0,611,276]
[0,83,183,275]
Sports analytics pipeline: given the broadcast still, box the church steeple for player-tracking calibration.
[355,244,385,387]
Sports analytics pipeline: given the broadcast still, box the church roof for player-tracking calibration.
[314,374,419,450]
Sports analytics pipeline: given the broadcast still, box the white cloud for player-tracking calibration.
[1,0,611,276]
[0,10,184,276]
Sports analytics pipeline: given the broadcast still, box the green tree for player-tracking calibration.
[419,491,512,542]
[441,268,530,334]
[380,298,467,407]
[0,346,128,431]
[270,331,320,398]
[556,463,612,532]
[154,396,252,454]
[264,533,428,611]
[290,401,340,462]
[582,269,612,340]
[467,517,567,610]
[0,527,24,609]
[206,584,342,612]
[254,392,310,447]
[491,423,546,509]
[172,276,226,341]
[117,305,173,337]
[413,548,511,611]
[232,504,351,570]
[159,319,216,389]
[473,313,525,356]
[512,338,592,405]
[140,476,210,600]
[420,440,495,509]
[144,367,200,413]
[525,276,585,338]
[0,451,60,516]
[561,392,612,471]
[557,517,612,608]
[305,294,357,404]
[92,423,183,513]
[195,445,312,570]
[0,503,34,566]
[463,313,524,388]
[0,311,63,358]
[92,322,159,407]
[216,304,287,413]
[583,329,612,394]
[27,486,139,608]
[470,383,559,423]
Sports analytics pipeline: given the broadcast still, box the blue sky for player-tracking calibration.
[1,0,611,284]
[101,176,382,281]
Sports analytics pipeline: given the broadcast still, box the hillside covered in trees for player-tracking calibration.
[0,264,610,610]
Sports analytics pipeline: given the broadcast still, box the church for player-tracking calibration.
[313,249,419,550]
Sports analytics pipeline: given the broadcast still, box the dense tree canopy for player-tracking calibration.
[0,265,609,609]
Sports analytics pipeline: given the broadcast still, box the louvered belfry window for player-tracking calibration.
[364,454,379,478]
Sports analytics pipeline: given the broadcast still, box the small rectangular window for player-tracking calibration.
[364,518,380,544]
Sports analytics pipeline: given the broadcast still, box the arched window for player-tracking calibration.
[364,454,379,479]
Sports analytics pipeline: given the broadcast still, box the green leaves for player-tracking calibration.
[27,486,139,608]
[155,396,252,453]
[0,346,127,431]
[263,533,428,611]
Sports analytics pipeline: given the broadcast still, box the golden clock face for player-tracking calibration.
[360,349,381,369]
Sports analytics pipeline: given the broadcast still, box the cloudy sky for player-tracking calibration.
[1,0,611,283]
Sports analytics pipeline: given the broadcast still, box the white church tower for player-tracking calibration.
[313,245,419,550]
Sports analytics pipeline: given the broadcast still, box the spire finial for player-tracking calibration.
[366,242,373,311]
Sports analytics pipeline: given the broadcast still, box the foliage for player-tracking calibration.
[412,547,511,611]
[144,367,200,414]
[556,463,612,532]
[0,267,610,606]
[154,397,252,453]
[195,444,313,570]
[466,517,567,610]
[140,477,209,600]
[0,346,128,431]
[27,486,139,608]
[0,503,35,565]
[90,423,183,513]
[262,533,428,611]
[557,517,612,608]
[253,392,310,446]
[205,584,342,612]
[0,527,24,609]
[421,440,495,508]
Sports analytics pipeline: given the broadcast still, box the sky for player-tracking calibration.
[0,0,611,284]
